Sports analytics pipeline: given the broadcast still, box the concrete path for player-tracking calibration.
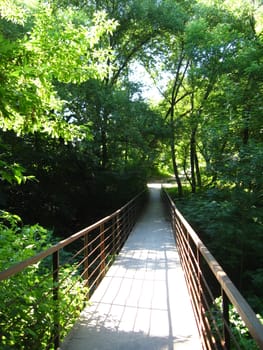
[60,184,201,350]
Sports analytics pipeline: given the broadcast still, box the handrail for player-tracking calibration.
[0,191,145,281]
[162,187,263,350]
[0,189,147,349]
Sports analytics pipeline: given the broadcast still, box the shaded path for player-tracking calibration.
[61,184,201,350]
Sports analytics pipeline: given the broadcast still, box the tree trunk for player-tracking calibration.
[242,116,249,145]
[171,126,183,197]
[171,140,183,197]
[190,125,202,191]
[195,151,202,188]
[101,109,108,170]
[170,95,183,196]
[183,145,192,187]
[101,128,108,170]
[190,129,196,193]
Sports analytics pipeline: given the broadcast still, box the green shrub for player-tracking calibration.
[212,297,263,350]
[0,212,88,349]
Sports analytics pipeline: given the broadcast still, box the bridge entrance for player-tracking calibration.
[61,184,201,350]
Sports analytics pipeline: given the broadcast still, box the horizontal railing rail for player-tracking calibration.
[0,189,147,350]
[162,188,263,350]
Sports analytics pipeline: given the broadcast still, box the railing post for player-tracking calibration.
[100,223,106,277]
[53,251,60,349]
[131,201,134,228]
[223,290,230,349]
[83,233,89,287]
[112,216,116,254]
[127,203,132,236]
[125,205,128,238]
[172,207,176,235]
[124,206,128,239]
[197,249,202,337]
[115,213,121,253]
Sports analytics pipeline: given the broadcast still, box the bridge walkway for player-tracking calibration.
[61,184,201,350]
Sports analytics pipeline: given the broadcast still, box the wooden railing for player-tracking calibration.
[162,188,263,350]
[0,189,147,350]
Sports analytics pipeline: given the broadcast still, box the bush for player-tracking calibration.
[0,213,88,349]
[167,186,263,315]
[212,297,263,350]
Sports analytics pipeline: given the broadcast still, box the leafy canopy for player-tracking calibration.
[0,0,118,139]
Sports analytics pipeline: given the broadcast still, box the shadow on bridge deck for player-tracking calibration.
[60,184,201,350]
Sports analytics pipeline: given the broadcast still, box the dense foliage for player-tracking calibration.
[0,0,263,348]
[168,185,263,315]
[212,296,263,350]
[0,212,88,349]
[155,0,263,323]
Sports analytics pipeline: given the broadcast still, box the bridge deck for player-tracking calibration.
[61,184,201,350]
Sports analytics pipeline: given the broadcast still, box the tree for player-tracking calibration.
[144,1,259,193]
[166,0,263,316]
[0,1,117,139]
[56,0,188,170]
[0,0,118,212]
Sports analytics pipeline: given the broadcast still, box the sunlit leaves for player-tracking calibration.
[0,220,88,348]
[0,0,31,25]
[26,7,118,82]
[0,161,35,185]
[0,2,118,140]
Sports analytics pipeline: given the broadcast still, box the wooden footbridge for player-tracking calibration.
[1,184,263,350]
